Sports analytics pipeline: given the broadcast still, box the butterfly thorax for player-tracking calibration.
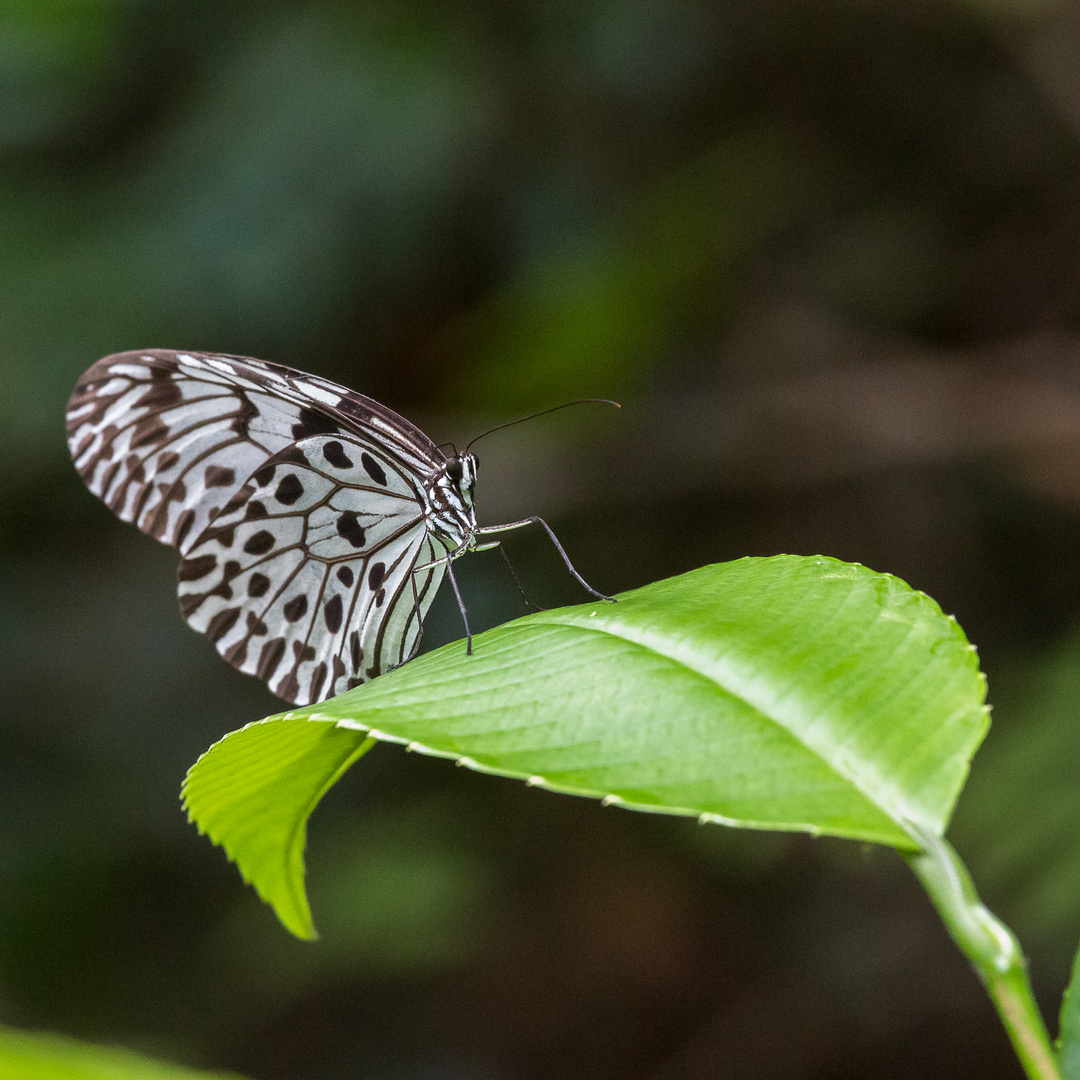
[425,451,478,552]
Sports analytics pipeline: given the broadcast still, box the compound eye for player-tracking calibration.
[446,459,463,484]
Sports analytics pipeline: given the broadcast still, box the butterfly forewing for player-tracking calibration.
[67,354,292,550]
[67,350,472,705]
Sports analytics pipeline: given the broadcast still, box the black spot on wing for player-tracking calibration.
[243,530,275,555]
[324,595,343,633]
[131,415,169,449]
[144,354,180,374]
[283,594,308,622]
[140,371,183,410]
[275,474,304,505]
[278,670,300,703]
[179,592,203,617]
[131,482,153,519]
[332,656,347,689]
[292,407,340,440]
[179,554,217,581]
[101,461,122,496]
[244,500,268,520]
[361,452,388,486]
[253,464,276,487]
[368,562,386,590]
[310,663,328,701]
[224,638,248,666]
[174,509,194,548]
[257,637,286,681]
[144,500,169,542]
[207,607,241,643]
[322,441,353,469]
[200,520,236,548]
[125,455,145,482]
[143,478,184,540]
[204,465,235,487]
[336,512,366,548]
[336,565,354,587]
[248,573,270,597]
[231,395,258,437]
[280,445,308,465]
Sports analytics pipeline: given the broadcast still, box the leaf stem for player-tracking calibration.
[903,828,1061,1080]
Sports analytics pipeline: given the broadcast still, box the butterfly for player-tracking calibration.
[66,350,611,706]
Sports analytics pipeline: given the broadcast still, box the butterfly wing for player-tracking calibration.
[66,350,446,554]
[67,351,459,704]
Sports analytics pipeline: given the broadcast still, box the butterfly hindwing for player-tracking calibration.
[374,534,448,672]
[177,435,451,704]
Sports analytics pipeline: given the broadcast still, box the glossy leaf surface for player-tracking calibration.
[184,556,989,936]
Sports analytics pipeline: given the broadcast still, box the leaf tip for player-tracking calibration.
[280,909,319,942]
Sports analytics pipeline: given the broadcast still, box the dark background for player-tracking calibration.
[5,1,1080,1077]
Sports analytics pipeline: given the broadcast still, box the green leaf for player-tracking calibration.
[311,555,987,843]
[184,556,989,936]
[181,718,374,940]
[0,1024,247,1080]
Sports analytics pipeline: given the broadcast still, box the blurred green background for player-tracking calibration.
[6,0,1080,1076]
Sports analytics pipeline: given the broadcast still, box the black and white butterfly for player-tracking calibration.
[66,350,609,706]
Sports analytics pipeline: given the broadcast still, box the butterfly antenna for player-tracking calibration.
[465,399,620,453]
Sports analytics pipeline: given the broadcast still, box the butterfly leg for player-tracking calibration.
[497,543,542,611]
[406,571,426,662]
[444,556,474,655]
[471,540,543,611]
[474,517,614,602]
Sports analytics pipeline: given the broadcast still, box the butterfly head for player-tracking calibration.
[443,451,478,509]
